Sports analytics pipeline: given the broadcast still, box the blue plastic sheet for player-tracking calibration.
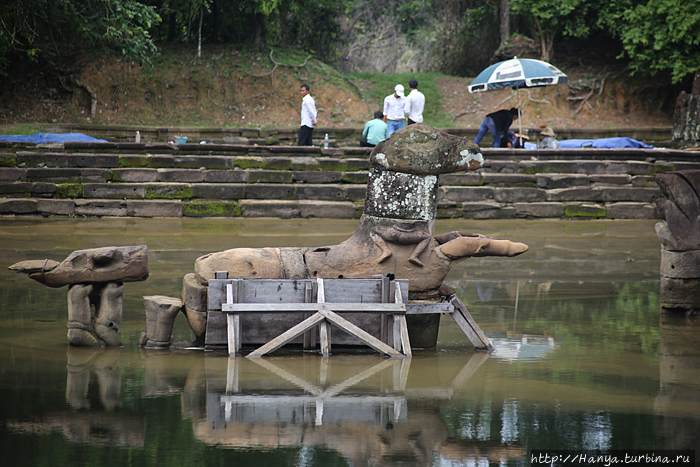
[558,137,653,149]
[0,132,108,144]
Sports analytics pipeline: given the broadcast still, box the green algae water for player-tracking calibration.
[0,218,698,466]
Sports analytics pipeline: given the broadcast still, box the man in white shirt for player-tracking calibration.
[383,84,407,138]
[298,84,317,146]
[405,79,425,125]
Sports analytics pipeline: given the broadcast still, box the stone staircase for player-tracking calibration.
[1,140,698,220]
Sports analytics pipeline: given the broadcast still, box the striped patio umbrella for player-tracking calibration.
[468,57,568,142]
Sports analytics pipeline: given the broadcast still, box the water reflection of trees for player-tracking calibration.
[450,280,661,357]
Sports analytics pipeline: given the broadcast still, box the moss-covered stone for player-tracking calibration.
[262,157,292,170]
[234,157,264,169]
[436,205,463,219]
[55,183,83,199]
[183,201,242,217]
[0,155,17,167]
[522,166,541,175]
[653,164,676,175]
[564,204,607,218]
[119,155,150,168]
[341,172,369,184]
[319,158,347,172]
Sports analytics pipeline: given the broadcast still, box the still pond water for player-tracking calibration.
[0,218,698,467]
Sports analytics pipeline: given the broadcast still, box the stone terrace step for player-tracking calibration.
[1,143,698,220]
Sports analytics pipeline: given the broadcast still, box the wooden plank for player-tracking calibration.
[303,281,316,350]
[319,321,330,357]
[317,278,325,303]
[392,315,401,351]
[405,303,454,314]
[320,309,402,357]
[396,285,410,355]
[227,314,240,355]
[448,296,494,351]
[317,279,330,357]
[380,276,390,344]
[210,278,409,309]
[222,302,405,313]
[246,311,326,358]
[226,283,233,304]
[397,315,412,357]
[205,310,227,346]
[238,279,311,304]
[208,278,233,311]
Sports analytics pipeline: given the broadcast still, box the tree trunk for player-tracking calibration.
[499,0,510,46]
[197,4,203,58]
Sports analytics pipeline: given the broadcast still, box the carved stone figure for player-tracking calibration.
[9,245,149,346]
[189,124,528,324]
[655,170,700,313]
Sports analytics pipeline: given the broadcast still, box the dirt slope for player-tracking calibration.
[0,46,675,131]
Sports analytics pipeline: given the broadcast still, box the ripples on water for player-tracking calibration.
[0,218,698,466]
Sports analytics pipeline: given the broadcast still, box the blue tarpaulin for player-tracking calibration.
[558,137,653,149]
[523,137,653,150]
[0,133,108,144]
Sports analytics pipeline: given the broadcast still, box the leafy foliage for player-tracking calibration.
[0,0,160,76]
[510,0,594,61]
[609,0,700,83]
[511,0,700,83]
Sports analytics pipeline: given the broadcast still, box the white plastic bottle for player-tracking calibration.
[135,131,141,143]
[323,133,329,149]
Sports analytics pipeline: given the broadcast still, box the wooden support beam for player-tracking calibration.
[448,295,494,351]
[317,279,331,357]
[320,309,403,357]
[246,311,327,358]
[226,283,241,355]
[303,281,316,350]
[222,302,405,313]
[393,283,411,356]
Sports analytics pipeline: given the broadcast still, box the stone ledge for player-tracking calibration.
[0,197,662,220]
[127,200,183,217]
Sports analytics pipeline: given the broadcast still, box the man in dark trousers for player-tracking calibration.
[298,84,317,146]
[473,107,519,147]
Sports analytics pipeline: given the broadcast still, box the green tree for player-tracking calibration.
[509,0,593,61]
[0,0,160,76]
[600,0,700,83]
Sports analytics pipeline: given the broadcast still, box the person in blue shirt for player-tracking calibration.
[360,111,388,147]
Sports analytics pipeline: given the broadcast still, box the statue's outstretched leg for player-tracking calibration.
[370,232,393,263]
[408,238,431,267]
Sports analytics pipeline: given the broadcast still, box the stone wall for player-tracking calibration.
[1,141,698,220]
